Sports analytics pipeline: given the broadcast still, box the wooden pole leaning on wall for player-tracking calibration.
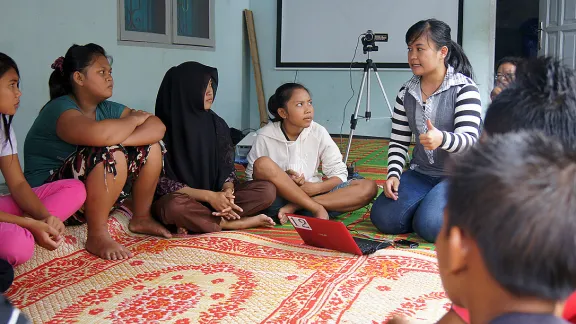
[244,9,268,128]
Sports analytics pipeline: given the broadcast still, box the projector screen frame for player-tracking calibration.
[275,0,465,69]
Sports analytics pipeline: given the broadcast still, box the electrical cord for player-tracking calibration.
[339,33,365,148]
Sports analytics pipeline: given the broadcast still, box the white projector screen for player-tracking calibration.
[277,0,464,69]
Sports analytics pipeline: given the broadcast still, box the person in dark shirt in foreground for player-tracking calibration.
[436,131,576,324]
[436,56,576,324]
[0,294,29,324]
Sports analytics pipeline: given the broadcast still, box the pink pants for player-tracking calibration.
[0,179,86,267]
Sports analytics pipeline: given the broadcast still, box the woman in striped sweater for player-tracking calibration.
[370,19,482,242]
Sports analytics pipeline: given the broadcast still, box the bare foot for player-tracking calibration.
[313,205,330,220]
[222,214,276,230]
[129,215,172,238]
[387,317,410,324]
[278,203,299,224]
[86,232,133,260]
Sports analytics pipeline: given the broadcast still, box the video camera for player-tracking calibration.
[361,30,388,54]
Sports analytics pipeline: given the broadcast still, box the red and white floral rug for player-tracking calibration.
[6,212,449,323]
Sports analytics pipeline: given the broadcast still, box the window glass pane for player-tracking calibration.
[125,0,166,34]
[177,0,210,38]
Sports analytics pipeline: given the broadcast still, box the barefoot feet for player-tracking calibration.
[86,231,133,260]
[222,214,276,230]
[278,203,299,224]
[312,205,330,220]
[129,214,172,238]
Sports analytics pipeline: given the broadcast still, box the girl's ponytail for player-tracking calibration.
[267,93,282,122]
[447,40,474,79]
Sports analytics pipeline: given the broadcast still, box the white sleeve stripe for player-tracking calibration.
[456,134,470,149]
[460,133,477,144]
[454,104,482,114]
[389,148,409,156]
[443,133,459,151]
[388,155,407,163]
[454,126,480,136]
[392,124,411,132]
[392,113,409,122]
[449,135,462,152]
[454,115,482,124]
[456,91,481,101]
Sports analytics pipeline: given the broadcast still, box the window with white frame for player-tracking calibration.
[119,0,215,48]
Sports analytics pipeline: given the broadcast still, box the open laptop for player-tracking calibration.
[286,214,391,255]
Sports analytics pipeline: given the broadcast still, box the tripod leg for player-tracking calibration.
[374,72,393,116]
[344,70,368,164]
[366,70,372,121]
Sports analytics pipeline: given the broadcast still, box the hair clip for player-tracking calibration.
[51,56,64,73]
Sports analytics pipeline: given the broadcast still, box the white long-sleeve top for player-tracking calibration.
[246,121,348,183]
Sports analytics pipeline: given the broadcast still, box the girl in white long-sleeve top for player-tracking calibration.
[247,83,378,224]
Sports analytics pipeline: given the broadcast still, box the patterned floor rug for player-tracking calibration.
[7,213,449,324]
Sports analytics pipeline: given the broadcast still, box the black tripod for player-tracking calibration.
[343,51,393,164]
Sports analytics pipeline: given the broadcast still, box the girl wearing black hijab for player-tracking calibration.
[153,62,276,233]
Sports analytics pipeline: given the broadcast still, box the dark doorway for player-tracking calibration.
[495,0,540,63]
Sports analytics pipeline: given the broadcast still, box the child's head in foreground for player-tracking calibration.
[437,131,576,318]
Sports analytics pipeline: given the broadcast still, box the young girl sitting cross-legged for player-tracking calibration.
[153,62,276,233]
[246,83,378,224]
[24,43,171,261]
[0,53,85,283]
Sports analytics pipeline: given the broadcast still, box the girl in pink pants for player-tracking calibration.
[0,53,86,271]
[0,180,86,266]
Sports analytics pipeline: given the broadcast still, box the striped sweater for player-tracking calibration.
[388,65,483,179]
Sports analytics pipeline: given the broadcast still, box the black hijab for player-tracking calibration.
[155,62,234,192]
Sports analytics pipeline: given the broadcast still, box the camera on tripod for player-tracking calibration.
[361,30,389,54]
[343,30,393,165]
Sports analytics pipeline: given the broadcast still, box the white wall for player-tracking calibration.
[248,0,495,137]
[278,0,461,66]
[0,0,251,164]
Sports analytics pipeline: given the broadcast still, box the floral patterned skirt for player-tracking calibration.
[47,143,166,225]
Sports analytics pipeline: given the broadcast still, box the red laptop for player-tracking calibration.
[286,214,391,255]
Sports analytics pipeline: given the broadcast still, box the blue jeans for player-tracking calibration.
[370,170,447,242]
[264,180,354,220]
